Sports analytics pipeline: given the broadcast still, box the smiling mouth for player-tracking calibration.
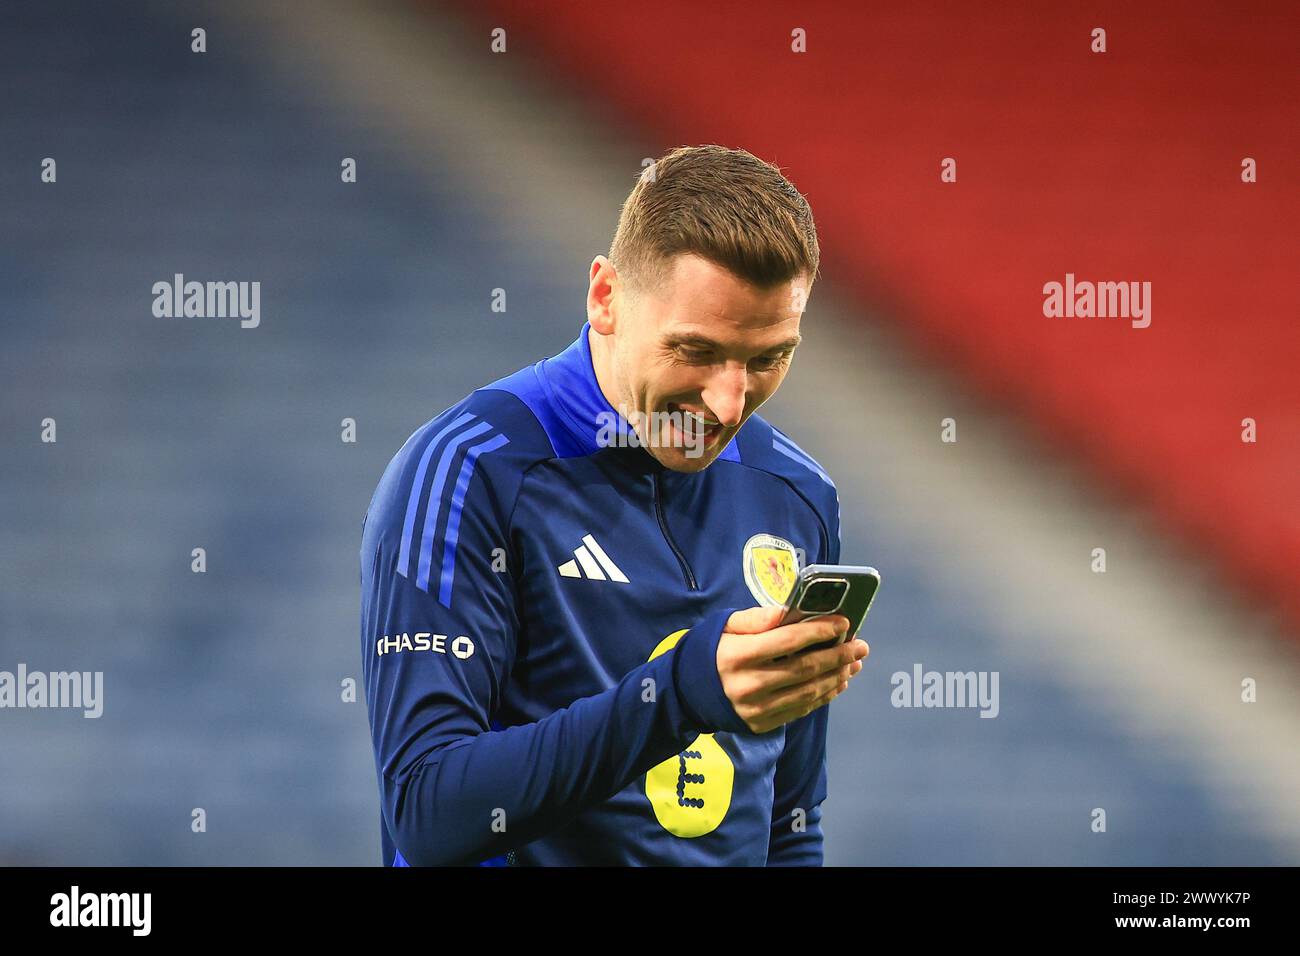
[666,402,725,445]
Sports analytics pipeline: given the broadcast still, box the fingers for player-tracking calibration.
[724,605,786,635]
[770,614,853,659]
[717,606,872,735]
[762,654,863,717]
[755,636,868,695]
[732,612,851,665]
[747,657,864,733]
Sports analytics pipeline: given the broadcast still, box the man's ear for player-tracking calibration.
[587,256,619,334]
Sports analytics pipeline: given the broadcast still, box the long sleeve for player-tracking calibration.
[360,429,749,866]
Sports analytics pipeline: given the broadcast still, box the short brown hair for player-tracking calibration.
[608,145,820,298]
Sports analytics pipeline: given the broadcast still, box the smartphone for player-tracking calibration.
[778,564,881,653]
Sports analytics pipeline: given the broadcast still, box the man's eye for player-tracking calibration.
[750,353,791,370]
[677,347,712,362]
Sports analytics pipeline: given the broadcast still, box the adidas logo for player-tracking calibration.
[557,534,629,583]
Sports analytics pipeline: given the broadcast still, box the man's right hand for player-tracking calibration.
[716,606,869,734]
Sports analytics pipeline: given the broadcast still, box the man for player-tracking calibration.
[360,145,870,866]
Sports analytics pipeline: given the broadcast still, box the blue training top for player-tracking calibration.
[360,321,841,865]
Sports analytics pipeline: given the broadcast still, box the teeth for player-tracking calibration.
[675,406,719,426]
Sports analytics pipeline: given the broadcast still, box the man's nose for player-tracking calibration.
[701,363,747,428]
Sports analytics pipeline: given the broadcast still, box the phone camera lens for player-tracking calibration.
[802,580,847,614]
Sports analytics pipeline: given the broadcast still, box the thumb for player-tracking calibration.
[725,605,786,635]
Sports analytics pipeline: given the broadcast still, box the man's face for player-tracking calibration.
[598,253,808,473]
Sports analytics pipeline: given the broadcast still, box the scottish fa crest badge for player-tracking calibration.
[742,533,800,607]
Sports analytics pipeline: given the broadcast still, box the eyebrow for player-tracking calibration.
[664,333,802,354]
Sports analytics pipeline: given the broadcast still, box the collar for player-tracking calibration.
[538,321,740,468]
